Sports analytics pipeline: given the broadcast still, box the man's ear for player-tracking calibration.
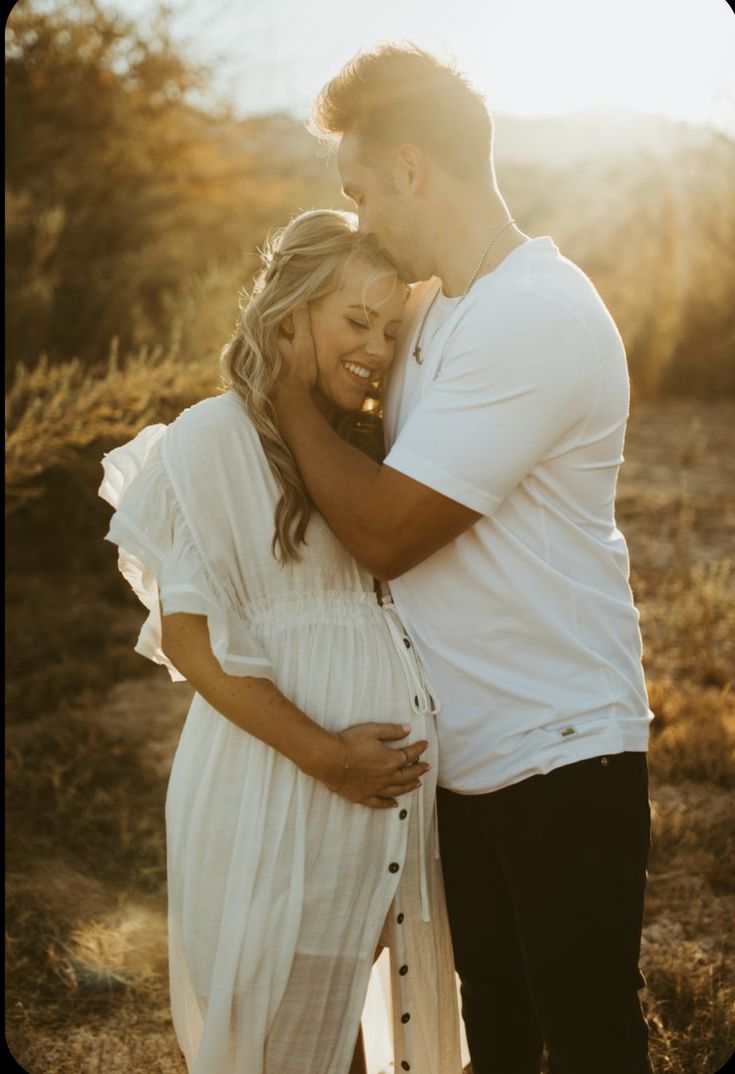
[396,145,427,195]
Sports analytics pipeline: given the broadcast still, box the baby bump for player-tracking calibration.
[260,616,423,734]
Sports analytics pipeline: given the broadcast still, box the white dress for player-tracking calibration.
[99,391,462,1074]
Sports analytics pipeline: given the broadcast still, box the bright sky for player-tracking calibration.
[108,0,735,133]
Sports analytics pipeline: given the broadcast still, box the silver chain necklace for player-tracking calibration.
[412,217,515,364]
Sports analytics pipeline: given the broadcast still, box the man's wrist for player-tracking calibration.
[273,376,313,411]
[272,379,316,438]
[275,386,322,448]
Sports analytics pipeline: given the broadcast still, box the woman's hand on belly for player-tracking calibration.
[315,722,431,809]
[161,612,430,810]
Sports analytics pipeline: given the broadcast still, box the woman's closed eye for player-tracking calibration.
[347,317,400,342]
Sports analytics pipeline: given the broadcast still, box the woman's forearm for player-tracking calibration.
[161,611,341,782]
[160,611,429,809]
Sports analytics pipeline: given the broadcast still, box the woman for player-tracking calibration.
[99,210,462,1074]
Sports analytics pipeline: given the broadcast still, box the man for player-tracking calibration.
[274,45,653,1074]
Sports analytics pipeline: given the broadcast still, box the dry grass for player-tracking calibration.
[6,681,191,1073]
[5,339,220,514]
[616,401,735,1074]
[5,398,735,1073]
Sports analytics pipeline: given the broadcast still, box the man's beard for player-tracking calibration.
[360,232,415,283]
[383,246,419,284]
[395,259,420,284]
[379,233,422,284]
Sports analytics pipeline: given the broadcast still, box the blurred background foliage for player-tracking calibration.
[5,0,338,377]
[4,0,735,694]
[6,0,735,394]
[5,0,735,700]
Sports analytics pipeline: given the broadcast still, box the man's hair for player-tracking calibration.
[311,44,493,181]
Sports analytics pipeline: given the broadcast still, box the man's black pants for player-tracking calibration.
[437,751,652,1074]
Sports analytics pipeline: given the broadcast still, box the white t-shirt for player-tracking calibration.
[383,236,652,794]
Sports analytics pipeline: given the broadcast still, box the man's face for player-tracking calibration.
[337,133,423,283]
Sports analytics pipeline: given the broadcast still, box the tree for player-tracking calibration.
[5,0,219,369]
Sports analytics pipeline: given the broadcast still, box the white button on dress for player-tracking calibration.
[99,391,462,1074]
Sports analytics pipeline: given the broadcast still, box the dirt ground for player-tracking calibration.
[5,399,735,1074]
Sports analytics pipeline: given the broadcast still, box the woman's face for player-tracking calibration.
[308,257,407,415]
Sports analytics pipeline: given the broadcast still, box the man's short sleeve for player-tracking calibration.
[383,294,603,515]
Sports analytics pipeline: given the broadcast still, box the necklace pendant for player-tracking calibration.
[413,343,423,365]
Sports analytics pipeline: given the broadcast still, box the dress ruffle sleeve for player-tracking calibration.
[99,421,275,683]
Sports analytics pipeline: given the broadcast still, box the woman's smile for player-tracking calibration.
[309,257,407,415]
[341,358,378,385]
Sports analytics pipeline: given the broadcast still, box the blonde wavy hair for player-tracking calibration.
[221,209,404,563]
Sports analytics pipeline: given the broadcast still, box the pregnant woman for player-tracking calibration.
[99,209,461,1074]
